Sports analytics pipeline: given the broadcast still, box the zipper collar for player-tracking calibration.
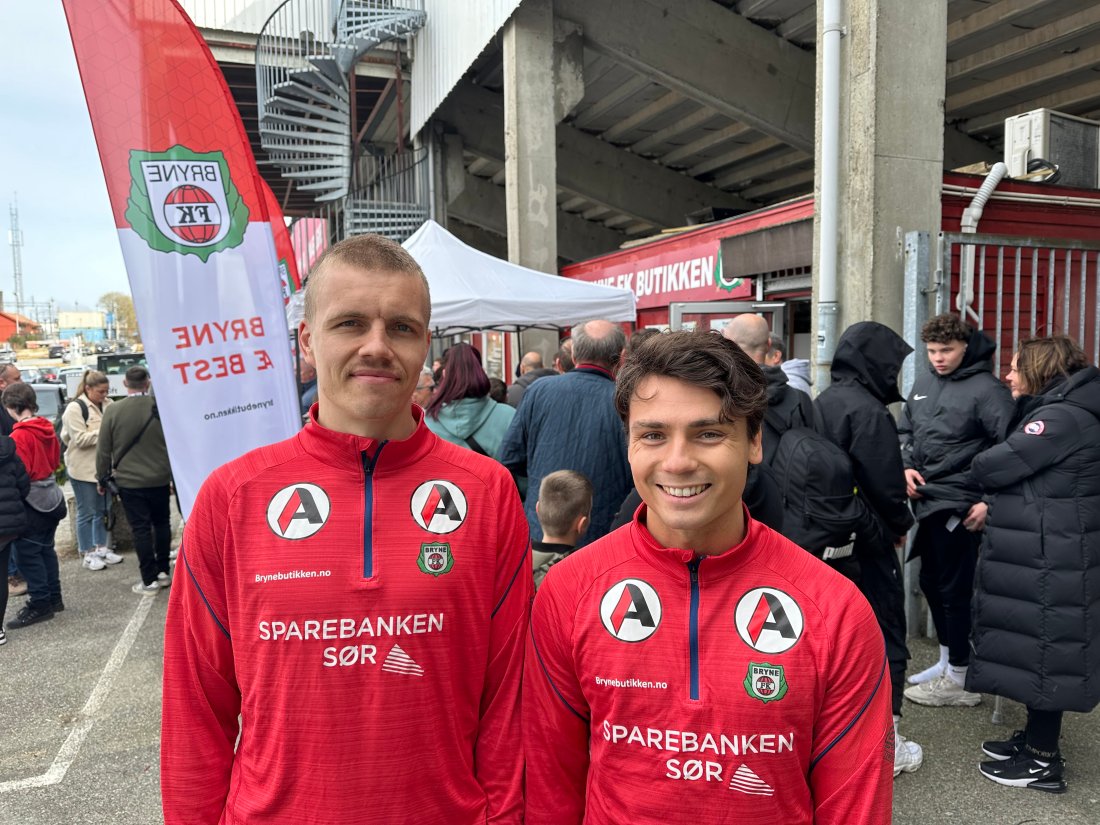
[628,502,767,583]
[298,404,436,474]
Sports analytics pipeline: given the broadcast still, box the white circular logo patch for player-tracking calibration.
[599,579,662,642]
[266,483,331,540]
[1024,420,1045,435]
[734,587,804,654]
[410,480,468,534]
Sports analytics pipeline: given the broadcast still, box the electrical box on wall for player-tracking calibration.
[1004,109,1100,188]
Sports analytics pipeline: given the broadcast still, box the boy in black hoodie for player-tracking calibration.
[898,315,1013,708]
[814,321,921,777]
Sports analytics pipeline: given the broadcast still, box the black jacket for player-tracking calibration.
[761,365,813,466]
[506,368,557,408]
[967,366,1100,712]
[0,435,29,541]
[898,328,1014,520]
[814,322,915,538]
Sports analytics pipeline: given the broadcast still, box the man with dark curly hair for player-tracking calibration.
[898,313,1013,708]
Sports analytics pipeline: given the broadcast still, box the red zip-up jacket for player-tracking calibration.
[162,408,531,824]
[11,416,60,480]
[525,507,892,824]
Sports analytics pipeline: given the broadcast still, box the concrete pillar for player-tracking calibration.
[812,1,947,348]
[503,0,557,273]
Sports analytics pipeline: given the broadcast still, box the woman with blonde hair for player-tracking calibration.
[61,370,122,571]
[968,335,1100,793]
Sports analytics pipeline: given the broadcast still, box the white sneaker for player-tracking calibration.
[82,554,106,571]
[156,572,171,586]
[94,547,124,565]
[132,581,160,595]
[904,674,982,707]
[894,733,924,777]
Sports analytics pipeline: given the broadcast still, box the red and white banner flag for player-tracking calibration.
[259,178,302,304]
[63,0,301,516]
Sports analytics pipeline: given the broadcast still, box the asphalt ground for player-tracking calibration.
[1,502,1095,824]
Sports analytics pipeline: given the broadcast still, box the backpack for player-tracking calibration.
[769,422,874,557]
[57,398,89,456]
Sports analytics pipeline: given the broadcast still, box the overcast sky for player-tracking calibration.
[0,2,130,316]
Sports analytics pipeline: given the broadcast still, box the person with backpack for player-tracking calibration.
[3,382,67,630]
[61,370,122,572]
[897,315,1012,707]
[424,343,515,459]
[814,321,922,778]
[723,314,813,465]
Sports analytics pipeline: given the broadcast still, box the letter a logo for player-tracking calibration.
[410,480,468,534]
[734,587,804,654]
[600,579,662,642]
[266,483,331,540]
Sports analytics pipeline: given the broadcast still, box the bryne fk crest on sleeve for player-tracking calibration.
[525,509,893,824]
[162,407,532,825]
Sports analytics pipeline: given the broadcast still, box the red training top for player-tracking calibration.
[162,407,532,824]
[525,507,893,824]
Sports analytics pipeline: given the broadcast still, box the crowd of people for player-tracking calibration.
[3,364,176,643]
[5,232,1097,821]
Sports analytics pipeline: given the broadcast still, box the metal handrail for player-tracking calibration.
[256,0,339,126]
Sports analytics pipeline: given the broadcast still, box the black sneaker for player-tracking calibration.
[979,752,1067,793]
[982,729,1027,761]
[7,603,56,629]
[52,598,65,613]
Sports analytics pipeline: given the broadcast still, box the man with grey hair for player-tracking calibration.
[412,366,435,409]
[500,319,631,545]
[723,315,812,466]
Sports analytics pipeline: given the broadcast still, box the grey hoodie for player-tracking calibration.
[781,358,812,396]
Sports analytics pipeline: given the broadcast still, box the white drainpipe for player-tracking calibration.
[816,0,843,392]
[956,161,1008,322]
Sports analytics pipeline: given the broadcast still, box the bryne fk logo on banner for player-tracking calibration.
[266,483,331,540]
[410,480,468,534]
[734,588,804,654]
[125,145,249,262]
[600,579,662,642]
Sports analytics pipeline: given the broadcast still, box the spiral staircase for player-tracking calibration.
[256,0,427,240]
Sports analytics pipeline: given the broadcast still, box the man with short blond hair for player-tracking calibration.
[162,233,531,825]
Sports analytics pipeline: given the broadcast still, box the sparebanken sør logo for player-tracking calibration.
[125,145,248,262]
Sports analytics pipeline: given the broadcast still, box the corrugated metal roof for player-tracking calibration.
[409,0,522,136]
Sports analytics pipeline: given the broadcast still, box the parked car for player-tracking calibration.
[48,345,67,359]
[18,367,42,384]
[94,341,116,354]
[0,349,16,365]
[30,383,66,429]
[39,368,60,384]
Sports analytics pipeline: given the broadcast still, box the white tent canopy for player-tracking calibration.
[402,220,636,336]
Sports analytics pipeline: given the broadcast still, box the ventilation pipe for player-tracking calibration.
[956,161,1008,322]
[815,0,843,392]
